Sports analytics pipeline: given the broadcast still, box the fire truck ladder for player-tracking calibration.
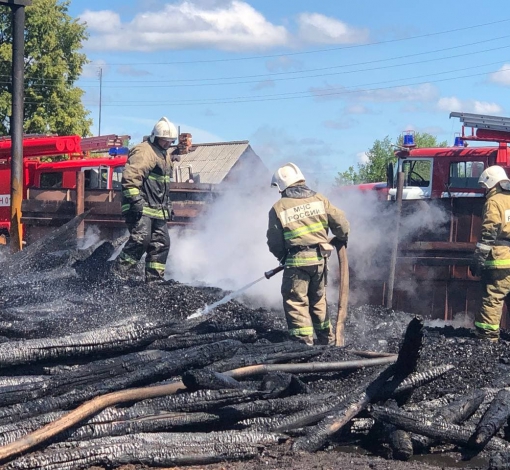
[450,112,510,132]
[450,112,510,164]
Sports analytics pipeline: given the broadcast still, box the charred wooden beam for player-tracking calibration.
[134,388,264,414]
[149,329,257,351]
[291,316,424,452]
[387,364,455,397]
[436,389,486,425]
[388,427,414,461]
[370,405,510,452]
[470,389,510,449]
[489,452,510,469]
[182,369,244,392]
[4,430,285,470]
[0,340,242,424]
[0,320,181,369]
[219,393,336,422]
[209,342,323,372]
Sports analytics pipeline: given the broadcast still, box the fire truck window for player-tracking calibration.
[449,162,484,189]
[40,172,63,189]
[112,166,123,190]
[403,160,431,188]
[84,169,108,189]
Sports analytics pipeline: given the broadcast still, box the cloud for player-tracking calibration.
[251,80,275,91]
[80,3,370,53]
[80,1,289,52]
[82,60,108,79]
[357,152,369,164]
[344,104,372,115]
[79,10,122,33]
[310,83,439,103]
[296,13,369,44]
[436,97,503,115]
[265,56,304,72]
[489,64,510,87]
[251,125,338,187]
[116,65,152,77]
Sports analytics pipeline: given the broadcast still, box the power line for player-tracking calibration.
[101,17,510,66]
[1,33,507,87]
[83,35,510,84]
[71,66,510,107]
[3,39,508,90]
[83,44,510,89]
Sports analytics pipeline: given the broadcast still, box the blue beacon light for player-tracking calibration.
[108,146,129,156]
[402,131,416,148]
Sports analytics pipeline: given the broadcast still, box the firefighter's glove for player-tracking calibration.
[330,236,348,250]
[171,154,181,163]
[469,249,488,277]
[131,198,145,213]
[128,199,145,221]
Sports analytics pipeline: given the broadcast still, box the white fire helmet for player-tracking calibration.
[478,165,510,190]
[149,117,178,143]
[271,162,305,192]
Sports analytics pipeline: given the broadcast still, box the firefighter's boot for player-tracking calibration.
[289,334,314,346]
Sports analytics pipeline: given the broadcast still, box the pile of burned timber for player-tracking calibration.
[2,238,510,468]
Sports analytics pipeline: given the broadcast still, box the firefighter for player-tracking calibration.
[112,117,179,283]
[471,165,510,341]
[266,163,350,345]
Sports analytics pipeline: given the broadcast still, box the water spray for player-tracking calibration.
[186,265,284,320]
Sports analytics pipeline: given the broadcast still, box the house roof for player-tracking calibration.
[171,140,257,184]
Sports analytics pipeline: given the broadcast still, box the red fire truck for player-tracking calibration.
[342,112,510,323]
[0,134,129,242]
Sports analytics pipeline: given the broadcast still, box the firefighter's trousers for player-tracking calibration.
[475,268,510,339]
[116,214,170,282]
[281,261,334,346]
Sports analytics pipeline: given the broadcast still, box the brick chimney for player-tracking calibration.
[178,132,192,155]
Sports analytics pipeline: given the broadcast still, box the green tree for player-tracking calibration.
[0,0,91,136]
[335,132,448,185]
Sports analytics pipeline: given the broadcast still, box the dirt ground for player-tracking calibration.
[107,444,487,470]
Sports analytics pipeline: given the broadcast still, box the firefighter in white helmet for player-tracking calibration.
[471,164,510,341]
[112,117,179,283]
[266,163,350,345]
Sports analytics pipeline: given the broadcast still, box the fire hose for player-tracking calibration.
[333,241,349,347]
[0,252,353,461]
[0,355,395,462]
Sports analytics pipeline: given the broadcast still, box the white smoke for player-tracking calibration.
[167,163,283,309]
[76,225,102,250]
[426,310,474,329]
[327,186,451,309]
[167,164,461,322]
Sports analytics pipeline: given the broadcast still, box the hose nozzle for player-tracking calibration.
[264,265,284,279]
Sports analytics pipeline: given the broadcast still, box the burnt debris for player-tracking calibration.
[0,241,510,469]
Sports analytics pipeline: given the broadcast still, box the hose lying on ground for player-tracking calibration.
[0,355,397,462]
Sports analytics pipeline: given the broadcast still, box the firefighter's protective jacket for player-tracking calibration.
[121,141,174,219]
[267,184,349,267]
[475,185,510,269]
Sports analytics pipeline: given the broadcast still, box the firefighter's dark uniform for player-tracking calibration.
[267,184,349,345]
[114,140,174,282]
[473,185,510,340]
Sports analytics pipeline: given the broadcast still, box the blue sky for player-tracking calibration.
[68,0,510,186]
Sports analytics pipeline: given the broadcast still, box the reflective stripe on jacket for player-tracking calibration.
[267,184,349,267]
[478,186,510,269]
[121,141,174,219]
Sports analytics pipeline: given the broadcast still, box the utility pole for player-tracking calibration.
[0,0,32,252]
[98,67,102,136]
